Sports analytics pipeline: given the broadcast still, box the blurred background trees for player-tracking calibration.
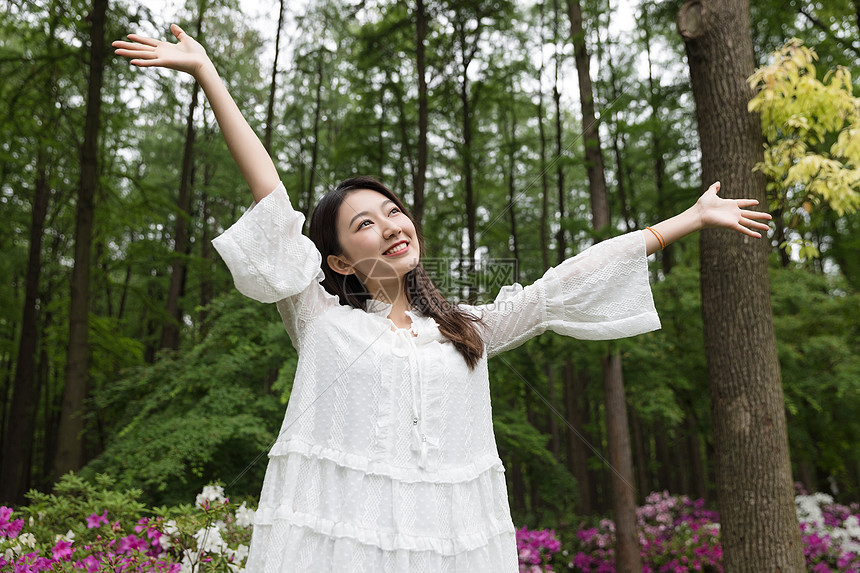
[0,0,858,561]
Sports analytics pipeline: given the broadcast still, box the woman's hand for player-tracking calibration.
[642,181,773,255]
[112,24,210,78]
[694,181,772,238]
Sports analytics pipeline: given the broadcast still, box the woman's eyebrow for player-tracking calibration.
[348,199,396,228]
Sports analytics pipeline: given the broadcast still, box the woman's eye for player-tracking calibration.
[358,220,371,229]
[389,207,400,215]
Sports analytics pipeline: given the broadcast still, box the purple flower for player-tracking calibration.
[85,510,109,529]
[51,540,74,560]
[0,506,25,539]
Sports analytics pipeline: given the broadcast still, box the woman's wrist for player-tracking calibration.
[193,59,219,85]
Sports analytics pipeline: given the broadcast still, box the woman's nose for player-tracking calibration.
[382,220,402,238]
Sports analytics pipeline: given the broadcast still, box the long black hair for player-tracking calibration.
[308,176,484,368]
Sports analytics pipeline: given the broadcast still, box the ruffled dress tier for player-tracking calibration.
[211,183,660,573]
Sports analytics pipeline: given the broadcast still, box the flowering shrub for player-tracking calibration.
[562,491,859,572]
[796,492,860,571]
[0,474,253,572]
[516,527,562,572]
[4,475,858,572]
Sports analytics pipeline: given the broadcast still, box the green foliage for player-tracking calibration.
[18,473,148,542]
[5,474,254,572]
[748,39,860,258]
[771,266,860,498]
[82,291,295,506]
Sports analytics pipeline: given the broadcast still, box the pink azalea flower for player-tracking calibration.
[85,510,109,529]
[51,539,74,560]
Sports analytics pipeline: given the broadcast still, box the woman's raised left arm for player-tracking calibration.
[641,181,771,255]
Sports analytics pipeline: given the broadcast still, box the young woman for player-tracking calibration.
[114,25,771,573]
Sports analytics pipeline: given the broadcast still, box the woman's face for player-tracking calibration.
[327,188,420,284]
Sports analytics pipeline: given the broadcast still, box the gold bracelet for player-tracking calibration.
[646,226,665,250]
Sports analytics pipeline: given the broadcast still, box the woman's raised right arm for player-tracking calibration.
[113,24,279,202]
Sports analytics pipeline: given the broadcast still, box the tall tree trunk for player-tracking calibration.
[537,2,551,269]
[564,363,592,514]
[629,407,650,502]
[504,82,520,262]
[457,37,476,296]
[1,157,50,503]
[161,8,204,351]
[553,0,566,264]
[413,0,428,226]
[54,0,108,478]
[678,1,805,569]
[643,9,672,273]
[545,367,560,460]
[264,0,285,153]
[567,0,639,568]
[602,353,639,572]
[306,56,324,213]
[685,412,707,500]
[566,0,609,233]
[452,11,481,303]
[654,419,672,490]
[198,162,216,338]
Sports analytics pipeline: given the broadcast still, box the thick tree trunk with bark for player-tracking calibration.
[54,0,108,478]
[566,0,609,233]
[602,353,639,572]
[678,1,805,569]
[1,158,50,503]
[566,0,640,567]
[564,363,592,514]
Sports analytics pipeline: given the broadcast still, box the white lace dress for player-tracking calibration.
[211,182,661,573]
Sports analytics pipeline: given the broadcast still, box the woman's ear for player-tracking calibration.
[327,253,355,275]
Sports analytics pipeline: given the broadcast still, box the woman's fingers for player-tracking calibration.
[114,47,157,59]
[740,209,772,220]
[111,40,148,50]
[125,33,160,47]
[740,217,770,231]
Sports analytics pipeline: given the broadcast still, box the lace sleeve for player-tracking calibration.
[211,182,337,347]
[473,231,661,358]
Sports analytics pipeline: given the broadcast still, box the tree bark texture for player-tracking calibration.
[564,362,592,514]
[602,353,640,572]
[1,159,49,503]
[678,0,805,570]
[566,0,609,232]
[54,0,108,478]
[567,0,639,565]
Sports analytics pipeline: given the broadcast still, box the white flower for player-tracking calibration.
[17,533,36,549]
[54,530,75,543]
[196,484,227,508]
[194,524,226,554]
[795,494,827,526]
[164,519,179,536]
[235,502,255,528]
[225,543,249,563]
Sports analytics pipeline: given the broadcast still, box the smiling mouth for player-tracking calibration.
[383,242,409,256]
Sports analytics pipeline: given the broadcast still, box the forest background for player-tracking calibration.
[0,0,859,563]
